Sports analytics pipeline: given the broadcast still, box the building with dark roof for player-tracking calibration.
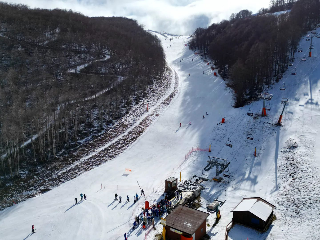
[231,197,276,232]
[165,177,178,193]
[165,205,209,240]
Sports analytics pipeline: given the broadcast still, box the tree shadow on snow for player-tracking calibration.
[271,128,280,194]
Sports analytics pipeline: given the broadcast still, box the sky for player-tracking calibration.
[3,0,271,35]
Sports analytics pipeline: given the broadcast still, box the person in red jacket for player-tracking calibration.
[32,225,35,233]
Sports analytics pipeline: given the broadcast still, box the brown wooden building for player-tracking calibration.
[165,205,209,240]
[165,177,178,193]
[231,197,276,232]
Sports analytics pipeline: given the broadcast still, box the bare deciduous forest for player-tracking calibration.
[189,0,320,107]
[0,3,166,208]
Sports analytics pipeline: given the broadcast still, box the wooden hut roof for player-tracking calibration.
[166,205,209,235]
[232,197,276,222]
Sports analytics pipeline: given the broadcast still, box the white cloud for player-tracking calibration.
[4,0,271,35]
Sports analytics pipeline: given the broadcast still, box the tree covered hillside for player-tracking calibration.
[189,0,320,107]
[0,2,165,199]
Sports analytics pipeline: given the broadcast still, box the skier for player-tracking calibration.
[124,232,127,240]
[75,198,77,204]
[189,73,190,76]
[127,195,130,202]
[203,115,205,119]
[136,193,139,200]
[133,196,136,203]
[206,112,208,115]
[32,225,35,233]
[84,194,86,200]
[141,189,145,196]
[119,196,122,203]
[80,193,83,201]
[133,221,137,229]
[115,193,118,200]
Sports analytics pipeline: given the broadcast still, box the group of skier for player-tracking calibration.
[115,189,145,204]
[75,193,87,204]
[203,111,209,119]
[130,195,171,235]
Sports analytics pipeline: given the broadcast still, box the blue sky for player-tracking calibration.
[4,0,271,35]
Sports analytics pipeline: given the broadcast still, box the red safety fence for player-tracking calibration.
[175,147,209,170]
[185,147,209,160]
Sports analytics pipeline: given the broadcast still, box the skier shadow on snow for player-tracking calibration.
[23,233,34,240]
[111,202,120,210]
[135,226,144,237]
[127,201,136,210]
[126,225,136,237]
[107,199,116,207]
[120,201,128,208]
[64,200,84,213]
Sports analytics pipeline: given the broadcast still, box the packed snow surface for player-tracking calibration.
[1,28,320,240]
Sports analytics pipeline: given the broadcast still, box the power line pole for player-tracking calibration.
[309,36,313,102]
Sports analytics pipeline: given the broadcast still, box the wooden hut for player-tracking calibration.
[165,205,209,240]
[231,197,276,232]
[165,177,178,193]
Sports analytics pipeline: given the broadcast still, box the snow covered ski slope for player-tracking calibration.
[1,29,320,240]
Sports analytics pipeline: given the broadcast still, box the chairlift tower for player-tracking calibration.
[277,99,288,125]
[309,38,313,102]
[204,156,230,176]
[309,36,313,57]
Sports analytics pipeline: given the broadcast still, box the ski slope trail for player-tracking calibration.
[1,28,320,240]
[0,33,234,240]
